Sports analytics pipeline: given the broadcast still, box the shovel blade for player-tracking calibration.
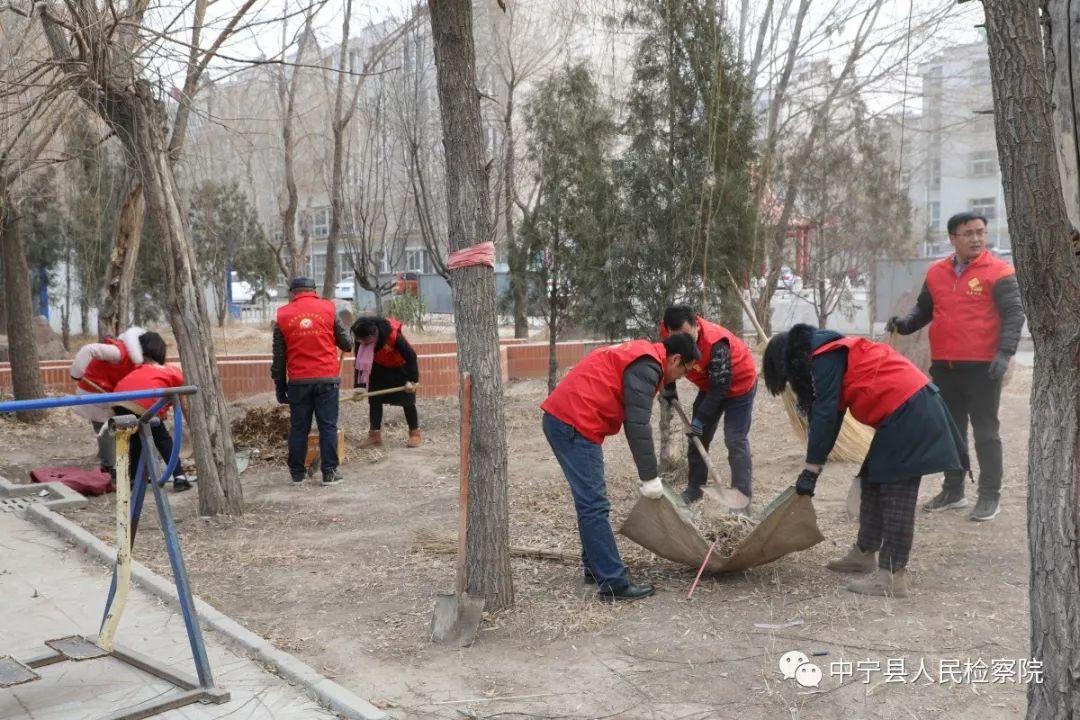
[430,592,484,647]
[703,485,751,510]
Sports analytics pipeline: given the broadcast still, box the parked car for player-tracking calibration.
[335,277,355,301]
[394,272,419,296]
[230,272,278,304]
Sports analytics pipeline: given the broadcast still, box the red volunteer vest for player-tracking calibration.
[924,251,1015,362]
[373,318,406,369]
[275,292,341,380]
[79,338,137,393]
[540,340,666,444]
[114,364,185,415]
[812,337,928,429]
[662,317,756,396]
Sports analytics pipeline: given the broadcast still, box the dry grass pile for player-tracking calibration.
[687,493,756,561]
[231,405,290,458]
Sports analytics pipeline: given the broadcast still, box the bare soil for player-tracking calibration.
[0,368,1033,720]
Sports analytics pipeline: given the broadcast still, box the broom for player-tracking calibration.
[412,526,580,564]
[727,271,873,463]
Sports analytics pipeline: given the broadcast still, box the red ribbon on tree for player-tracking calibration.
[447,241,496,270]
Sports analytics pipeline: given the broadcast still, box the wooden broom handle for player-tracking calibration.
[456,372,471,596]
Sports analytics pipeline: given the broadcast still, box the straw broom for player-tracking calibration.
[412,526,580,564]
[728,271,874,463]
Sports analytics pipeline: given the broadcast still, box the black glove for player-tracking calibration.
[795,468,820,497]
[885,316,906,334]
[987,352,1010,381]
[660,383,678,404]
[275,381,289,405]
[686,418,704,438]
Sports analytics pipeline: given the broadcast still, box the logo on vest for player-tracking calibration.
[967,278,983,296]
[299,317,314,329]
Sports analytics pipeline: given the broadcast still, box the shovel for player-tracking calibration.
[668,401,751,510]
[430,372,484,646]
[345,384,413,402]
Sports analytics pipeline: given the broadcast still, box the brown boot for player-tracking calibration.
[406,429,422,448]
[359,430,383,449]
[826,545,877,574]
[847,568,909,598]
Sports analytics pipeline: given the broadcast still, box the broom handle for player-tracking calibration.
[669,401,750,507]
[456,373,471,596]
[349,385,411,401]
[726,270,769,344]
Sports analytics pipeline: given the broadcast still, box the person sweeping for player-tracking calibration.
[352,316,421,448]
[660,305,758,507]
[762,323,968,598]
[540,333,699,602]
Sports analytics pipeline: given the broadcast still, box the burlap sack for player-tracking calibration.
[619,485,824,575]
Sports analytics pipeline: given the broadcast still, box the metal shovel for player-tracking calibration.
[669,401,751,510]
[430,372,484,646]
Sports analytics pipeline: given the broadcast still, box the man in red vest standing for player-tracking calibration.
[763,324,968,598]
[541,333,699,602]
[660,305,758,507]
[271,277,353,485]
[887,212,1025,521]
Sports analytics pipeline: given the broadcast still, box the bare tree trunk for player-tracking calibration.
[61,238,71,351]
[99,175,144,337]
[120,94,243,516]
[1,197,46,422]
[983,3,1080,718]
[658,400,676,474]
[503,84,528,339]
[428,0,514,611]
[79,296,89,337]
[546,271,558,393]
[1045,0,1080,226]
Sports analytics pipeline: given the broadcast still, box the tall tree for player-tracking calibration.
[427,0,514,611]
[616,0,756,333]
[21,0,259,514]
[981,2,1080,718]
[189,180,273,326]
[519,63,617,391]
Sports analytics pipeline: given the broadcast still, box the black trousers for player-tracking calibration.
[370,395,419,431]
[686,384,756,498]
[856,477,922,570]
[286,382,340,477]
[929,363,1002,499]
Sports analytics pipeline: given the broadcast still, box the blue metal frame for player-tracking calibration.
[0,386,218,693]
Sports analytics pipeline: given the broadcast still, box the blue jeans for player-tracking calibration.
[687,383,756,498]
[287,382,340,478]
[542,413,629,592]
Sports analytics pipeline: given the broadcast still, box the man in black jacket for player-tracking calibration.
[887,212,1024,521]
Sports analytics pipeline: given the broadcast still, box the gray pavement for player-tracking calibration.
[0,510,337,720]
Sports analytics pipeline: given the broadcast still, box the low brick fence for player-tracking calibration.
[0,339,606,401]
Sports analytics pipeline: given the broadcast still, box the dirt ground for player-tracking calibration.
[0,366,1033,720]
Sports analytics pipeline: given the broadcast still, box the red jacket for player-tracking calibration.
[540,340,666,444]
[925,251,1015,362]
[662,316,756,396]
[275,291,341,380]
[813,337,928,428]
[114,364,185,416]
[79,338,137,393]
[374,318,406,368]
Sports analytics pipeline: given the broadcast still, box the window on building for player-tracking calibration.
[311,252,326,279]
[376,250,391,274]
[929,158,941,190]
[406,248,427,274]
[348,50,359,74]
[271,229,283,245]
[404,38,414,72]
[969,150,997,177]
[311,207,330,239]
[927,201,941,229]
[968,197,997,219]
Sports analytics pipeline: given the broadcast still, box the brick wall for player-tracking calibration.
[0,339,583,401]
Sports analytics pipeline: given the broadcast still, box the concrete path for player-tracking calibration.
[0,510,337,720]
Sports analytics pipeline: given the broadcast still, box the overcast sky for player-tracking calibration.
[163,0,987,115]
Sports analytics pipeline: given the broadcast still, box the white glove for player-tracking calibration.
[639,478,664,499]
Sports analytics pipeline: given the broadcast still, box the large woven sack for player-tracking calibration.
[619,485,824,575]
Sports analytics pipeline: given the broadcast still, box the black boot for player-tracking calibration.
[681,483,704,505]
